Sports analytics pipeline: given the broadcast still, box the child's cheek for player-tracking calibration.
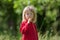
[26,16,29,19]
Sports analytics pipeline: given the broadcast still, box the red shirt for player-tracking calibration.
[20,20,38,40]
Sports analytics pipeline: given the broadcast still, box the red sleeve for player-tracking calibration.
[34,24,38,32]
[20,22,24,33]
[34,24,38,40]
[20,21,31,34]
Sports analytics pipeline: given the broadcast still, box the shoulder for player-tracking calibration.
[20,20,27,25]
[33,23,37,27]
[32,22,36,25]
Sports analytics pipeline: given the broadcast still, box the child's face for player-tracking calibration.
[25,11,33,20]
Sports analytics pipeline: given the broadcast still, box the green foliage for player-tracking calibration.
[0,0,60,40]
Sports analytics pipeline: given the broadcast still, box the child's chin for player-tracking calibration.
[26,19,28,20]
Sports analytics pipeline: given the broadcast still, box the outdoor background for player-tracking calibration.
[0,0,60,40]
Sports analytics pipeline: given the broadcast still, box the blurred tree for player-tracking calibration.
[0,0,60,40]
[0,0,18,38]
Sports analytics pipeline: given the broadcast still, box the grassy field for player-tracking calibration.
[38,32,60,40]
[0,32,60,40]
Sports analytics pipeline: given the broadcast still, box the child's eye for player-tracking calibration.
[26,13,32,16]
[26,13,29,15]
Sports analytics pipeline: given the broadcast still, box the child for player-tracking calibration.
[20,6,38,40]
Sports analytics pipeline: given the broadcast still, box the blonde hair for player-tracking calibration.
[22,6,37,23]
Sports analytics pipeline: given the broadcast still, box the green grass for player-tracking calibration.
[39,35,60,40]
[0,32,60,40]
[38,32,60,40]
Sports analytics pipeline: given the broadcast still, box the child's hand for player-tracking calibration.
[28,18,32,23]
